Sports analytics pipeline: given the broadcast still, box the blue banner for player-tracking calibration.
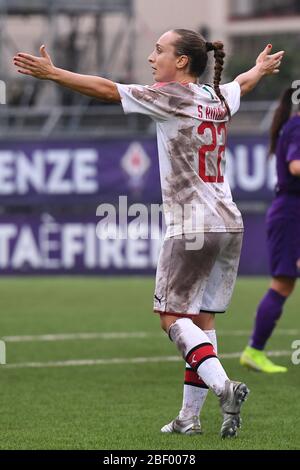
[0,213,269,275]
[0,136,276,205]
[0,136,273,275]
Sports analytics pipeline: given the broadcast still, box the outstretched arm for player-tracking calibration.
[234,44,285,97]
[13,45,121,103]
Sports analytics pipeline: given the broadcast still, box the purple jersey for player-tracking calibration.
[266,115,300,277]
[276,115,300,194]
[267,114,300,221]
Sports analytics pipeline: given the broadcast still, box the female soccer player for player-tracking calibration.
[240,88,300,373]
[13,29,284,437]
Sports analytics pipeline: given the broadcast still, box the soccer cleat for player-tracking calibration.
[219,380,249,438]
[240,346,288,373]
[161,415,202,435]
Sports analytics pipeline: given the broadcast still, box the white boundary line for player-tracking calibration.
[2,332,151,342]
[2,329,299,343]
[1,350,292,370]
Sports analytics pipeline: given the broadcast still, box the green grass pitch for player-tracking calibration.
[0,277,299,450]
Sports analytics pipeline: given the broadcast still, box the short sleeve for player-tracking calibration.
[286,128,300,162]
[219,81,241,116]
[116,83,171,122]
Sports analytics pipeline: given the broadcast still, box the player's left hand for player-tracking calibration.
[255,44,285,75]
[13,45,56,80]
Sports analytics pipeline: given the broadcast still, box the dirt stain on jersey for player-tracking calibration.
[132,83,195,117]
[163,124,199,204]
[216,199,241,229]
[131,87,158,104]
[160,83,195,114]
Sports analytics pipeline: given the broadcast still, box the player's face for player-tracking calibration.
[148,31,182,82]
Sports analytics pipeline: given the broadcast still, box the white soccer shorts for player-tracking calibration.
[153,232,243,316]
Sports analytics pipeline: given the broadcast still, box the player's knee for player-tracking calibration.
[159,314,179,333]
[193,313,215,330]
[282,283,295,297]
[271,277,296,297]
[159,315,169,332]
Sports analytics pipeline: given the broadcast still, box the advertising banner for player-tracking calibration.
[0,136,277,206]
[0,136,273,275]
[0,213,269,275]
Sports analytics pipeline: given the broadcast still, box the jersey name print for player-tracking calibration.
[117,80,244,238]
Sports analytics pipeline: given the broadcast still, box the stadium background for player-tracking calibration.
[0,0,299,451]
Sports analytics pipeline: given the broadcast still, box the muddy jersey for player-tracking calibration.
[116,80,243,238]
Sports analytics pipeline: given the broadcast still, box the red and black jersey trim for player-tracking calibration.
[185,342,217,370]
[184,368,209,389]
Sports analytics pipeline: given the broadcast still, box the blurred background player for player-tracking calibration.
[240,88,300,373]
[13,29,283,438]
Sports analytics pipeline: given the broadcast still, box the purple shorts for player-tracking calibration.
[266,215,300,278]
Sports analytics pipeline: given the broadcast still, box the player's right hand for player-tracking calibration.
[13,45,56,80]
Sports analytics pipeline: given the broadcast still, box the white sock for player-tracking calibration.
[205,330,218,355]
[196,357,228,396]
[178,329,218,420]
[169,318,228,397]
[179,373,209,420]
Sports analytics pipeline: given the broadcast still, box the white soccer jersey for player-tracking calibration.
[116,80,243,238]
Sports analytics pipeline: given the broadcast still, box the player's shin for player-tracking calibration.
[179,329,218,419]
[178,366,209,420]
[169,318,228,396]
